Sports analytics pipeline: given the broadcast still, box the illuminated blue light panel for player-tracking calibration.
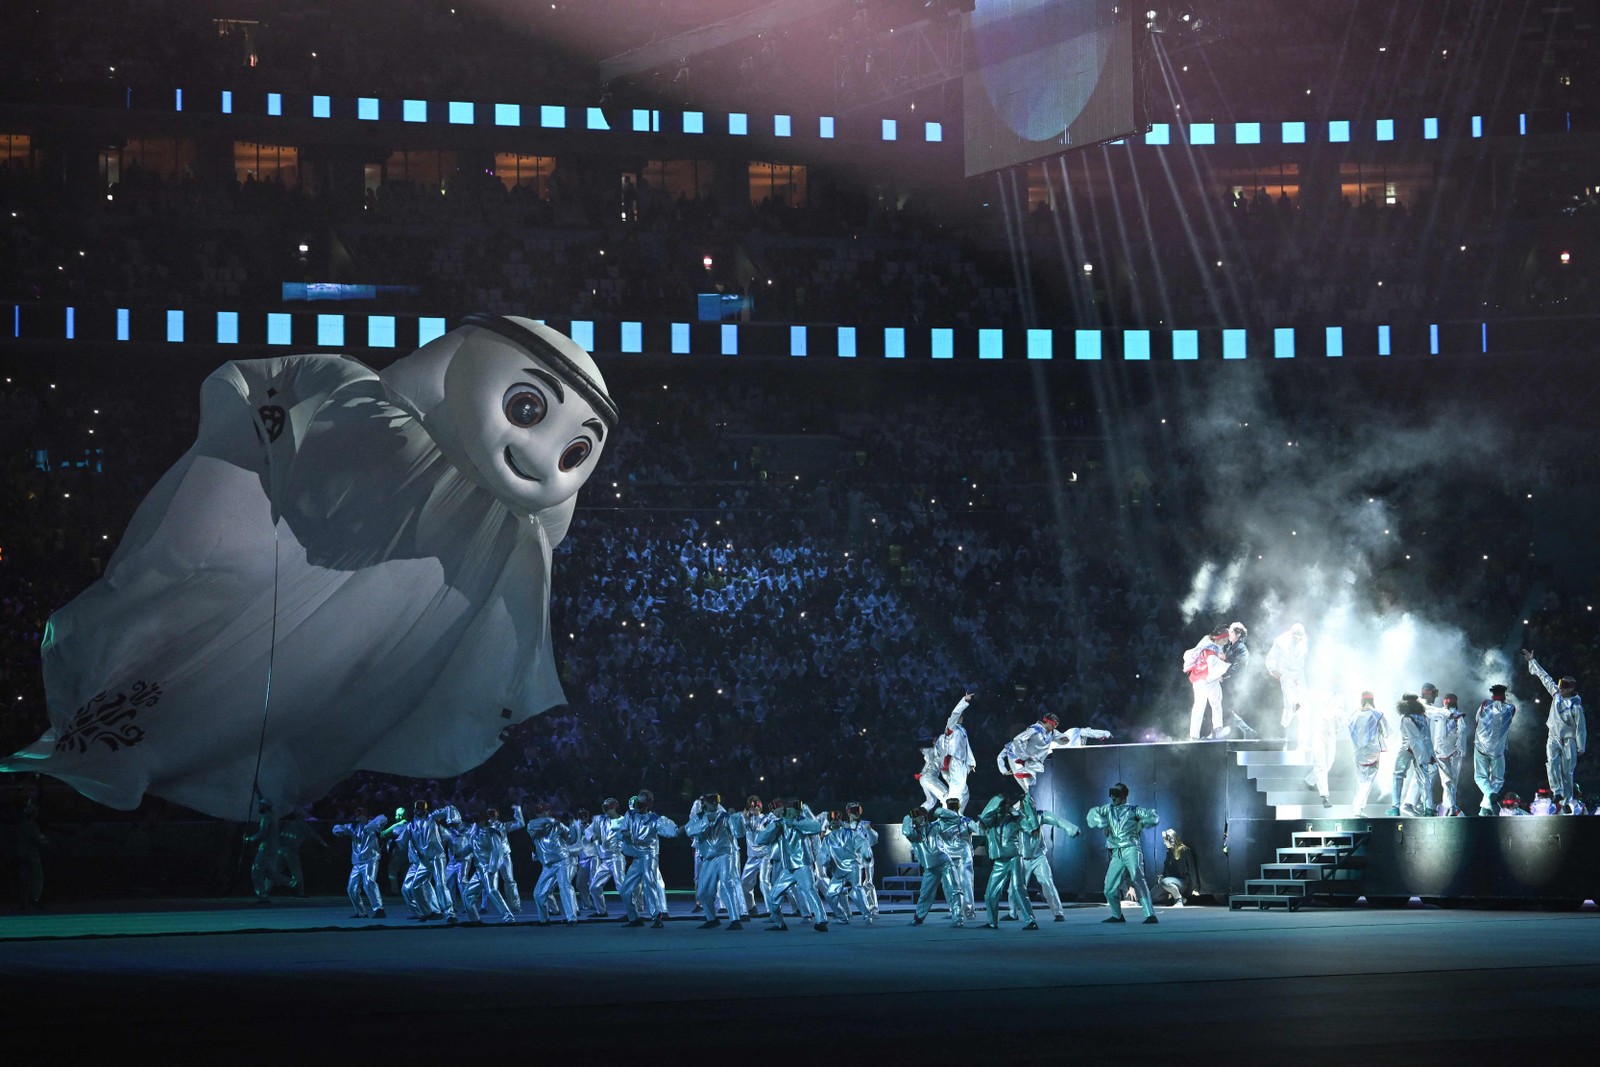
[931,329,953,359]
[1027,329,1053,360]
[1273,327,1295,359]
[418,317,447,345]
[541,105,566,128]
[1144,123,1170,145]
[313,95,331,119]
[268,313,292,345]
[368,316,396,348]
[221,91,233,115]
[1424,117,1439,140]
[925,122,942,142]
[721,324,738,356]
[1520,113,1527,136]
[174,88,183,112]
[1123,330,1150,361]
[403,99,427,122]
[790,326,808,357]
[1482,323,1489,353]
[774,114,792,137]
[882,119,898,141]
[216,311,238,344]
[1329,120,1350,142]
[1222,329,1247,360]
[1430,323,1440,355]
[317,314,344,346]
[1235,121,1261,144]
[836,327,856,358]
[359,98,379,121]
[586,107,609,130]
[672,323,690,354]
[1376,118,1394,141]
[1173,330,1198,360]
[166,310,184,343]
[267,93,282,117]
[1189,122,1215,145]
[569,320,594,351]
[1377,324,1391,356]
[728,113,747,135]
[1075,330,1102,361]
[621,321,643,353]
[683,111,704,134]
[65,306,75,340]
[884,327,905,359]
[116,308,129,341]
[495,103,520,126]
[820,116,836,139]
[449,101,474,124]
[1472,115,1483,138]
[1325,326,1343,357]
[979,329,1003,359]
[633,109,658,132]
[1281,121,1305,144]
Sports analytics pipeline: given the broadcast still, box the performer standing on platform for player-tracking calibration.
[1474,684,1517,816]
[1265,623,1309,750]
[1422,690,1468,815]
[1524,649,1586,811]
[1348,692,1390,814]
[1182,625,1232,741]
[1387,695,1437,817]
[935,692,978,812]
[1086,783,1160,924]
[331,807,388,918]
[1217,622,1258,738]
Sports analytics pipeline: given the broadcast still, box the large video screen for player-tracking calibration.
[963,0,1138,177]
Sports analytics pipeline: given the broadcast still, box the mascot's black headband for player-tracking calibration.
[461,313,619,429]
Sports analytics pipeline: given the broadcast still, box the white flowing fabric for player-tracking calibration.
[2,319,610,819]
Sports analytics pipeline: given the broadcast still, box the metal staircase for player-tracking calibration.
[879,862,921,904]
[1229,828,1368,911]
[1236,748,1383,819]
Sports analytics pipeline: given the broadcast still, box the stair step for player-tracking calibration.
[1245,880,1311,892]
[1273,805,1369,819]
[1260,863,1334,878]
[1235,751,1315,766]
[881,877,923,889]
[1276,846,1356,863]
[1230,894,1303,911]
[1291,831,1368,847]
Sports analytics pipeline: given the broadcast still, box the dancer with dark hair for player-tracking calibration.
[1086,783,1160,924]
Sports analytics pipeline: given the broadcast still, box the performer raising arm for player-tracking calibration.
[1524,650,1586,811]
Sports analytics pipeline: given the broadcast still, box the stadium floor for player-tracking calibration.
[4,897,1596,1060]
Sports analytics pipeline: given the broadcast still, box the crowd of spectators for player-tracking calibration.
[3,351,1598,827]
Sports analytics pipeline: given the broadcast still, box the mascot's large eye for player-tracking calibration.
[559,438,592,471]
[503,385,547,428]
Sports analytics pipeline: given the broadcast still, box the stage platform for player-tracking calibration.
[4,895,1598,1059]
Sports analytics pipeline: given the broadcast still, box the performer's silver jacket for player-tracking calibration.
[1474,699,1517,755]
[935,697,977,772]
[686,806,745,861]
[616,809,679,860]
[754,808,822,871]
[1085,802,1159,850]
[1347,707,1390,765]
[742,811,776,859]
[1529,658,1587,749]
[1423,703,1466,760]
[331,813,387,865]
[819,822,870,877]
[1397,711,1436,764]
[527,816,579,867]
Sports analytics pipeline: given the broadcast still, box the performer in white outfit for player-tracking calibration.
[843,802,880,918]
[1300,693,1339,808]
[585,798,624,916]
[935,693,979,812]
[1265,623,1309,750]
[1182,625,1232,740]
[1347,691,1390,814]
[617,791,679,928]
[1525,650,1587,810]
[915,739,948,811]
[1420,688,1468,815]
[1387,695,1437,817]
[738,796,775,917]
[1473,684,1517,815]
[998,714,1109,792]
[484,805,524,913]
[331,808,388,918]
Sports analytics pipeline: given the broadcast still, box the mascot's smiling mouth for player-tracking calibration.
[503,447,540,482]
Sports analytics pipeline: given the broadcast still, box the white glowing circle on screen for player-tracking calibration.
[972,0,1111,142]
